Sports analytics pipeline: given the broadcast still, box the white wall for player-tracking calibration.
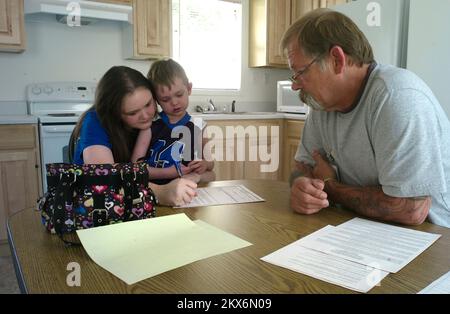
[407,0,450,119]
[0,14,149,100]
[0,0,290,112]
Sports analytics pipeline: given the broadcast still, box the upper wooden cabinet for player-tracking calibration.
[249,0,349,68]
[123,0,171,60]
[94,0,132,4]
[0,0,26,52]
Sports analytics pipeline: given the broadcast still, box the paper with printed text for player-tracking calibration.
[261,226,389,293]
[176,185,264,208]
[298,218,441,273]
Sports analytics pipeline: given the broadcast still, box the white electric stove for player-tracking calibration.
[27,82,96,192]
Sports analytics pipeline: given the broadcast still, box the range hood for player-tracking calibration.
[24,0,132,24]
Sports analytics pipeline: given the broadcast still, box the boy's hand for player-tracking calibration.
[182,173,201,183]
[188,160,209,174]
[180,164,192,175]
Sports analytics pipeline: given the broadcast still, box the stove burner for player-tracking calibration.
[47,113,77,117]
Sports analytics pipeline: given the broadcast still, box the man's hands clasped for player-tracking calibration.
[290,150,337,215]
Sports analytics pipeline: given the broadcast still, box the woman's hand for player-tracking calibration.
[151,178,198,206]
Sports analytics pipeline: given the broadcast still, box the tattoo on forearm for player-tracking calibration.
[328,183,431,224]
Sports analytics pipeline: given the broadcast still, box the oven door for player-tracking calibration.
[39,123,76,192]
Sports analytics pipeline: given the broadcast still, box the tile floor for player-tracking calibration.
[0,243,20,294]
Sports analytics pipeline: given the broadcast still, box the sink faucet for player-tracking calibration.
[208,99,216,111]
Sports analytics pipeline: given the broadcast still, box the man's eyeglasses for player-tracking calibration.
[289,56,320,84]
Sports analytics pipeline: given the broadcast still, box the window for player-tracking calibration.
[172,0,242,91]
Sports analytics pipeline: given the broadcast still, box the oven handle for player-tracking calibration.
[40,125,75,133]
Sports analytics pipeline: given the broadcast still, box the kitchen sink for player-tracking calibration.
[202,111,247,114]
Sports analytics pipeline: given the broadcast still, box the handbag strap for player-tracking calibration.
[47,174,123,189]
[122,170,139,220]
[52,172,81,247]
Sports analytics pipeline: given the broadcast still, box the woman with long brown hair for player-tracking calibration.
[69,66,197,206]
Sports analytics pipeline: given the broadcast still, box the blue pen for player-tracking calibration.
[175,160,183,177]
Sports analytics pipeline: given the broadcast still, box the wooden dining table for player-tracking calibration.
[7,179,450,294]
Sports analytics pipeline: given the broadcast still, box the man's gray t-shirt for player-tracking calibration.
[296,64,450,228]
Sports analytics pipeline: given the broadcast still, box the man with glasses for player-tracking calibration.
[283,9,450,228]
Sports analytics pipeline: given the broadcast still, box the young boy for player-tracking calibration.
[132,59,215,185]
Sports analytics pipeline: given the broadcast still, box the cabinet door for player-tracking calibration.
[282,138,301,182]
[243,120,282,181]
[93,0,132,4]
[0,125,41,241]
[244,139,281,181]
[267,0,291,66]
[291,0,334,22]
[0,0,25,52]
[326,0,349,7]
[282,120,304,182]
[291,0,318,22]
[0,150,40,241]
[205,119,282,181]
[205,121,245,181]
[132,0,170,58]
[210,136,245,181]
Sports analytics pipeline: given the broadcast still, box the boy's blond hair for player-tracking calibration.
[147,58,190,89]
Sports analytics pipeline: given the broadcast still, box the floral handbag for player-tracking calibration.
[38,162,157,245]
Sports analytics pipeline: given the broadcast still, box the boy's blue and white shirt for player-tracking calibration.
[146,112,205,185]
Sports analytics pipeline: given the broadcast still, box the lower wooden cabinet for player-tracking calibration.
[205,119,283,181]
[0,124,41,242]
[282,119,305,182]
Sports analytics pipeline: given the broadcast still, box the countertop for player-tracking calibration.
[0,115,38,125]
[0,101,37,124]
[0,112,306,125]
[190,111,307,121]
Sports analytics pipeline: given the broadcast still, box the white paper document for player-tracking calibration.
[419,271,450,294]
[176,185,265,208]
[261,226,389,293]
[298,218,441,273]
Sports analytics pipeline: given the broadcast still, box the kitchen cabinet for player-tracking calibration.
[0,125,41,242]
[205,119,283,181]
[292,0,350,21]
[249,0,349,68]
[326,0,349,7]
[93,0,132,4]
[249,0,290,68]
[281,119,304,182]
[0,0,26,52]
[123,0,171,60]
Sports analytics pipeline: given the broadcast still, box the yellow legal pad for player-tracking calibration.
[76,214,252,285]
